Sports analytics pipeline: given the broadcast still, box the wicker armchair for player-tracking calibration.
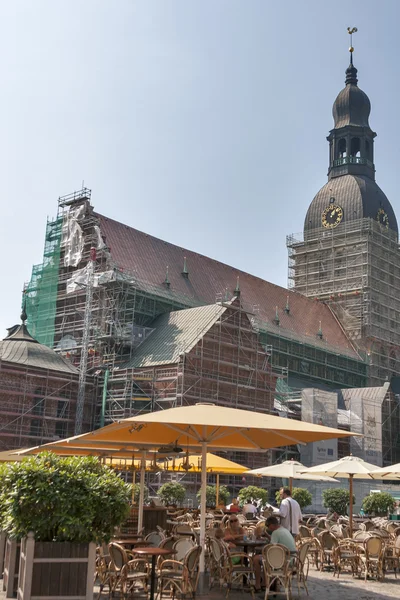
[318,530,338,571]
[358,535,385,581]
[295,541,310,596]
[262,544,293,600]
[158,545,202,600]
[332,540,360,578]
[108,542,137,594]
[218,540,255,598]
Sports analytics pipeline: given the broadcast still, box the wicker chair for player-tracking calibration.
[295,541,310,596]
[172,536,196,562]
[145,531,165,546]
[219,540,255,598]
[333,540,360,578]
[262,544,293,600]
[95,545,114,598]
[108,542,138,594]
[318,531,338,571]
[208,537,225,590]
[158,545,202,600]
[358,535,385,581]
[385,533,400,577]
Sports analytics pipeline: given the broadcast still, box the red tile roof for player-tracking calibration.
[96,213,360,360]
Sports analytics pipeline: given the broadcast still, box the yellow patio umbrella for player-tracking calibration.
[247,459,339,494]
[0,449,27,462]
[17,403,360,573]
[301,455,382,536]
[105,451,247,506]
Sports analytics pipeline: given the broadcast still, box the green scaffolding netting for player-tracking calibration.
[24,217,62,348]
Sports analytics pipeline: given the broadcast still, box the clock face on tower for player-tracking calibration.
[376,208,389,229]
[321,204,344,229]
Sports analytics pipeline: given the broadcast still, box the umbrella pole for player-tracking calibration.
[216,474,220,507]
[199,440,207,574]
[138,452,146,534]
[349,474,354,538]
[289,477,293,495]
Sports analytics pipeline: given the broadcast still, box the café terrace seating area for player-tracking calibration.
[93,508,400,599]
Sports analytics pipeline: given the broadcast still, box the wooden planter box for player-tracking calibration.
[0,531,7,578]
[3,538,20,598]
[17,533,96,600]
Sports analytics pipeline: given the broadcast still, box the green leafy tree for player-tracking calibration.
[362,492,395,516]
[157,482,186,506]
[2,453,131,542]
[238,486,267,506]
[131,483,149,504]
[322,488,355,516]
[275,488,312,510]
[196,485,230,508]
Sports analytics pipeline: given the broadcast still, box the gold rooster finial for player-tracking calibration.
[347,27,358,53]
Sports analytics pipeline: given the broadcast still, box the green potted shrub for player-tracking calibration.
[322,488,355,516]
[157,482,186,507]
[362,492,395,517]
[237,486,268,507]
[2,452,130,600]
[196,485,230,508]
[132,483,149,504]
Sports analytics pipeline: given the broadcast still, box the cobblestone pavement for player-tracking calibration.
[2,568,400,599]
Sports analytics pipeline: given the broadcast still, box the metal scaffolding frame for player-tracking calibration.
[287,218,400,385]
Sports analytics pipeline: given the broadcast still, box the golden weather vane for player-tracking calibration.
[347,26,358,54]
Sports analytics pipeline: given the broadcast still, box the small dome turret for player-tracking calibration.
[332,57,371,129]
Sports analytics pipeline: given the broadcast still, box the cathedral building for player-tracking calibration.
[16,45,400,468]
[287,51,400,386]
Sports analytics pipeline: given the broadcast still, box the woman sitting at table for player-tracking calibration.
[224,515,245,549]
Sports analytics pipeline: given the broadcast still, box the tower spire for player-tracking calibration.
[346,27,358,85]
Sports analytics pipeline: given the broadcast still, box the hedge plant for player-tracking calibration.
[237,486,268,506]
[2,453,131,542]
[157,482,186,506]
[197,485,230,508]
[322,488,355,516]
[131,483,149,504]
[362,492,395,516]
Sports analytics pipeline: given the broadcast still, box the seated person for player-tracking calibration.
[224,515,245,549]
[242,498,258,519]
[254,521,271,541]
[228,498,240,513]
[253,516,296,592]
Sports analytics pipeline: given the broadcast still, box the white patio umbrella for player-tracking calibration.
[18,403,360,573]
[366,462,400,479]
[301,455,382,536]
[247,459,339,493]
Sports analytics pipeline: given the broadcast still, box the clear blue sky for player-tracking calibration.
[1,0,400,337]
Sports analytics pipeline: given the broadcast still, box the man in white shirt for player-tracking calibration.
[242,498,258,518]
[274,487,302,535]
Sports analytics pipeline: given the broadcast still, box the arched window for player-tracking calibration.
[338,138,347,158]
[350,137,361,157]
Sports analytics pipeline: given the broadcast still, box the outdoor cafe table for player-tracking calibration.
[132,546,176,600]
[112,537,148,550]
[235,539,268,554]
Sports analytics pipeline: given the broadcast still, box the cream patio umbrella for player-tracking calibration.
[18,403,360,572]
[366,462,400,479]
[301,455,382,536]
[247,459,339,493]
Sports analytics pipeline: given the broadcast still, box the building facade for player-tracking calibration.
[0,309,95,450]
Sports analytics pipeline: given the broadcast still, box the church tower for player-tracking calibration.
[287,36,400,385]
